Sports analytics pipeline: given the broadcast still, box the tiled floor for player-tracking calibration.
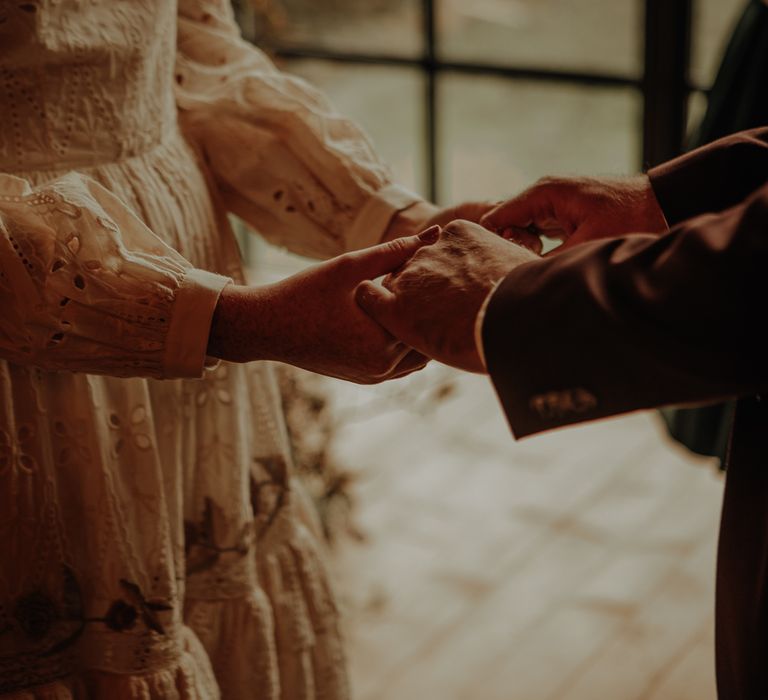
[325,366,724,700]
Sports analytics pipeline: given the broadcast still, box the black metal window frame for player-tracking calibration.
[247,0,697,203]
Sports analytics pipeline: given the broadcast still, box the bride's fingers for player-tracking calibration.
[344,226,440,281]
[542,226,600,256]
[388,349,430,378]
[499,227,544,255]
[388,362,429,381]
[381,271,397,291]
[356,281,401,338]
[480,187,552,231]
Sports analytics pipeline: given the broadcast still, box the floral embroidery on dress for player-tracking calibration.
[0,567,174,656]
[26,189,82,220]
[184,498,254,575]
[103,599,139,632]
[12,591,58,641]
[109,404,154,453]
[183,456,290,575]
[115,579,173,635]
[6,423,37,473]
[250,461,289,539]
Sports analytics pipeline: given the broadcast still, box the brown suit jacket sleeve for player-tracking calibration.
[648,126,768,225]
[482,182,768,439]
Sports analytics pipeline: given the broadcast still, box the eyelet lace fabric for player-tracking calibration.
[0,1,420,698]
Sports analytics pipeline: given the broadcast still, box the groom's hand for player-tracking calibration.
[356,220,538,373]
[480,175,668,254]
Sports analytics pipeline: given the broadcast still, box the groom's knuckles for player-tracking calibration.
[442,219,486,241]
[442,219,469,236]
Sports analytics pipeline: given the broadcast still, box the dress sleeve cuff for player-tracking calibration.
[344,184,423,251]
[163,268,232,379]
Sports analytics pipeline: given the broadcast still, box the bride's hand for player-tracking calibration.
[207,230,438,384]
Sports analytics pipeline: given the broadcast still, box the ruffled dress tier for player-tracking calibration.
[0,1,419,698]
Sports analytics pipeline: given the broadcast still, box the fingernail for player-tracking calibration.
[355,285,372,304]
[418,225,441,243]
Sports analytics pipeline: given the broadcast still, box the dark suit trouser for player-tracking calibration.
[716,398,768,699]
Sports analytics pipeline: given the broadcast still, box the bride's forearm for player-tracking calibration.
[210,202,439,362]
[204,234,432,384]
[207,283,275,363]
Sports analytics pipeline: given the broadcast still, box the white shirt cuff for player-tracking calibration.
[345,184,423,250]
[163,268,232,379]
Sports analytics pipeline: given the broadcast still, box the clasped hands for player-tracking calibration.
[355,174,668,377]
[209,175,667,384]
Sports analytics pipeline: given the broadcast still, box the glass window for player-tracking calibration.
[439,74,641,203]
[437,0,643,78]
[240,60,425,275]
[686,90,709,139]
[245,0,423,58]
[283,60,426,194]
[690,0,746,89]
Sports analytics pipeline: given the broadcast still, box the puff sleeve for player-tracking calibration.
[0,173,230,379]
[175,0,422,260]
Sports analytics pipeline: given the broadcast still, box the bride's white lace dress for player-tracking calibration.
[0,1,418,698]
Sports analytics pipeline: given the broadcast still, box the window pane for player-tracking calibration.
[686,90,709,139]
[439,75,641,203]
[243,61,425,275]
[244,0,423,58]
[437,0,642,78]
[282,60,425,194]
[690,0,745,89]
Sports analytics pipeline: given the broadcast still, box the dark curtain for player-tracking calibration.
[660,0,768,466]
